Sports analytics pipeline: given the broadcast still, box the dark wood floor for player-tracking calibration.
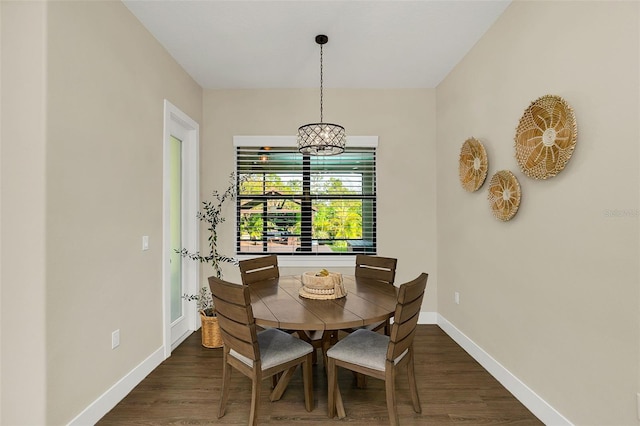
[98,325,542,425]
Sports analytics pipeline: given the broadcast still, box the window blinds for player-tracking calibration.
[236,145,377,255]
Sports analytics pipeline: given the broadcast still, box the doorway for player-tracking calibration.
[163,100,199,357]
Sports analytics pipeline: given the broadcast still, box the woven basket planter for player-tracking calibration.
[200,310,223,348]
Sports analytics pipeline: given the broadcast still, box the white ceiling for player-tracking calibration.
[123,0,511,89]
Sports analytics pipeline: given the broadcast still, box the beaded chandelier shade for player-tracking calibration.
[297,35,346,156]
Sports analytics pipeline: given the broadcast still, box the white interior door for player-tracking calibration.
[163,100,199,357]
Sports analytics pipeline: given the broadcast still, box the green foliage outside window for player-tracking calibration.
[239,174,363,251]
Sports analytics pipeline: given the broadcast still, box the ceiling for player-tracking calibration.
[123,0,511,90]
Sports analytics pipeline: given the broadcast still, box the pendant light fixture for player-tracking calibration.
[297,34,346,156]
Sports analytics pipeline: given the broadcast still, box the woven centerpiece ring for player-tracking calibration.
[299,270,346,300]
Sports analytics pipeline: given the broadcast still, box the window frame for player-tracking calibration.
[233,135,378,267]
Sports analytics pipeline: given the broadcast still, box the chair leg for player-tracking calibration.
[249,373,261,426]
[327,358,337,418]
[302,353,314,412]
[385,367,399,426]
[335,378,346,419]
[218,355,232,418]
[327,358,346,419]
[407,349,422,413]
[297,331,319,365]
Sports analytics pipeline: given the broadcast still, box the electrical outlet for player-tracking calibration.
[142,236,149,251]
[112,329,120,349]
[454,291,460,305]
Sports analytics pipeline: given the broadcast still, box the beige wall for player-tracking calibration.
[3,0,636,423]
[202,89,438,311]
[1,1,202,424]
[0,1,48,424]
[436,1,639,424]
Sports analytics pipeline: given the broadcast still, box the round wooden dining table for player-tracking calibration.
[247,274,398,332]
[247,273,398,419]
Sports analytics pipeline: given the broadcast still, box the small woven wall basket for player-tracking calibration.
[487,170,521,222]
[200,310,223,348]
[459,137,488,192]
[515,94,577,179]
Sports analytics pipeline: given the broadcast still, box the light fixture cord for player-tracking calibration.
[319,43,324,123]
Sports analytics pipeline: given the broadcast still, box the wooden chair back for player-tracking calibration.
[355,255,397,284]
[387,273,428,362]
[208,276,259,362]
[239,255,279,285]
[327,272,429,423]
[209,276,314,424]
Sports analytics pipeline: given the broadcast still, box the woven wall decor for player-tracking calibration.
[459,137,488,192]
[488,170,521,221]
[515,94,577,179]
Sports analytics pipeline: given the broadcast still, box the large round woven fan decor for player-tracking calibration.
[488,170,521,221]
[514,95,577,179]
[459,137,488,192]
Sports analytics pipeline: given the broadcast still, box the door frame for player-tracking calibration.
[162,99,199,358]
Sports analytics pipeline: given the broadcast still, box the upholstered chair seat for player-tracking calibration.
[326,329,407,372]
[231,328,313,370]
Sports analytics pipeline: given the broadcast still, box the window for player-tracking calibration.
[235,136,377,256]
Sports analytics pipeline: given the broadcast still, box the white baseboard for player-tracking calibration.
[171,329,193,351]
[67,346,165,426]
[437,315,572,426]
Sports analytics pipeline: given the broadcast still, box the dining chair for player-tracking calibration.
[239,255,285,387]
[209,276,314,426]
[239,255,329,365]
[238,254,280,285]
[355,254,397,284]
[349,254,398,335]
[326,272,428,425]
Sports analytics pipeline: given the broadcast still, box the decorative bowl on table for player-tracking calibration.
[299,270,346,300]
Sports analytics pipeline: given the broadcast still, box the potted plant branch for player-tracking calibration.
[178,172,243,279]
[182,286,214,317]
[179,172,246,347]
